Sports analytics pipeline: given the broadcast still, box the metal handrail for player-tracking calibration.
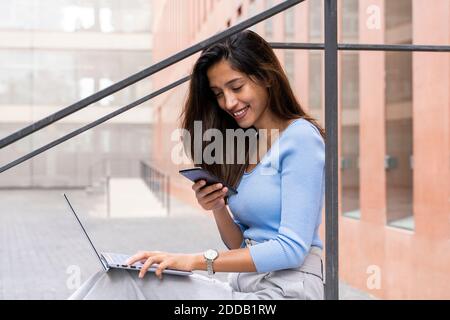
[4,40,449,176]
[271,42,450,52]
[140,161,170,215]
[0,76,190,175]
[0,0,304,150]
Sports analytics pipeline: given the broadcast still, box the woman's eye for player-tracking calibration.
[232,86,243,92]
[215,92,223,98]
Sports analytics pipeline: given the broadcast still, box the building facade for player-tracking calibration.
[150,0,449,299]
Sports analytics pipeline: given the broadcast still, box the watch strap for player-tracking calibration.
[206,259,215,275]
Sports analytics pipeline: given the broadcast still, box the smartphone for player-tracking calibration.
[179,167,238,197]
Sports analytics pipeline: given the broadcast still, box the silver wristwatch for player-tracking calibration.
[203,249,219,276]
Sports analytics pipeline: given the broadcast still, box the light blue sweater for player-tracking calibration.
[227,118,325,273]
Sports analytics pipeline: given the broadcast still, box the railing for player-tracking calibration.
[86,157,149,217]
[1,0,450,299]
[88,159,106,189]
[88,158,141,188]
[140,161,170,216]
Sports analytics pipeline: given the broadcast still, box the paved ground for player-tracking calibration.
[0,189,374,300]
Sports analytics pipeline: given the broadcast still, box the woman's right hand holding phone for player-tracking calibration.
[192,180,228,211]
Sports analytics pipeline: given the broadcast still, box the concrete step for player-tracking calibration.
[85,185,104,194]
[108,178,167,218]
[85,178,107,194]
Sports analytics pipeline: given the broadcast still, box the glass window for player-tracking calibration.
[386,0,412,30]
[284,51,295,86]
[284,8,295,41]
[342,53,359,110]
[32,50,78,105]
[0,50,152,107]
[385,52,412,104]
[0,51,33,105]
[341,0,359,42]
[248,0,257,32]
[385,52,413,229]
[308,51,323,126]
[308,52,322,111]
[0,0,153,33]
[0,0,38,30]
[308,0,323,42]
[264,0,273,40]
[385,0,412,44]
[341,52,360,218]
[101,130,111,153]
[385,0,413,229]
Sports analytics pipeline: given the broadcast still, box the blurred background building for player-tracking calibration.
[0,0,155,188]
[0,0,448,300]
[150,0,449,299]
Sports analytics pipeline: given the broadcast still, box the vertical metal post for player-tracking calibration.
[324,0,339,300]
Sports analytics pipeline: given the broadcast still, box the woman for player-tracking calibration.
[69,30,325,300]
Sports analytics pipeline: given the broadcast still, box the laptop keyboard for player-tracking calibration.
[101,252,192,276]
[102,252,148,269]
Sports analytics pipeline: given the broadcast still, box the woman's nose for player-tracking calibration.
[224,92,238,110]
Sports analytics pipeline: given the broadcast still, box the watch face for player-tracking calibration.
[205,249,218,260]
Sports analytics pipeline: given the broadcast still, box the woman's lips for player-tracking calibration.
[232,105,249,120]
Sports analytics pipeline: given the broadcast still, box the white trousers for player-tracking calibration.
[68,247,324,300]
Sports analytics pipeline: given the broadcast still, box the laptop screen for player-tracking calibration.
[63,193,107,271]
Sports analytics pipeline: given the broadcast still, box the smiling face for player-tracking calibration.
[207,59,276,130]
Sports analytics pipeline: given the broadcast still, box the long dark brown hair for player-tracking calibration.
[180,30,324,189]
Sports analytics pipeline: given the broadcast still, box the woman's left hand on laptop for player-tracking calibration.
[125,251,200,280]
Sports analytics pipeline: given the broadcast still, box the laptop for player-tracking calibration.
[63,193,192,276]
